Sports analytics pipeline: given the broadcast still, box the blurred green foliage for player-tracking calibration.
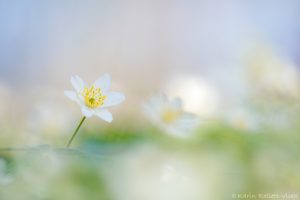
[1,120,299,199]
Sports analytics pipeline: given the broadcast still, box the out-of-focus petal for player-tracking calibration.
[175,113,199,131]
[142,103,160,123]
[171,97,182,108]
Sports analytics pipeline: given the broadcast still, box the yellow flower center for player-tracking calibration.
[161,108,181,123]
[82,85,106,109]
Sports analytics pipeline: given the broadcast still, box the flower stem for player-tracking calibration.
[66,116,86,148]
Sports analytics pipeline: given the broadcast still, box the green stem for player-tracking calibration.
[66,116,86,148]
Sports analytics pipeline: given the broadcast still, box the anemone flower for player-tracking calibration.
[64,74,125,147]
[143,93,198,138]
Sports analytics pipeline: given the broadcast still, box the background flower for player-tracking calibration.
[143,93,198,138]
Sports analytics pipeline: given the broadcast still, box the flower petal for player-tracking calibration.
[71,75,86,92]
[171,97,182,108]
[103,92,125,108]
[142,103,158,121]
[64,90,80,104]
[158,92,168,104]
[175,113,199,130]
[81,106,94,118]
[94,73,110,93]
[95,109,113,122]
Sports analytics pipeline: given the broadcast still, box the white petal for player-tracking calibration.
[71,75,86,92]
[147,96,163,113]
[142,103,160,123]
[171,97,182,108]
[103,92,125,108]
[94,73,110,93]
[150,93,169,111]
[176,113,199,130]
[95,109,113,122]
[64,90,80,104]
[81,106,94,118]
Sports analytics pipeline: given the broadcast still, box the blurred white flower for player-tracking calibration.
[225,107,260,132]
[101,146,213,200]
[164,75,220,117]
[6,148,65,199]
[143,93,198,138]
[27,101,74,135]
[64,74,125,122]
[246,44,300,102]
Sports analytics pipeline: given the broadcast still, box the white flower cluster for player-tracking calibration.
[65,74,199,138]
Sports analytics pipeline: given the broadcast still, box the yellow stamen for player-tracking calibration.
[161,108,180,123]
[82,85,106,109]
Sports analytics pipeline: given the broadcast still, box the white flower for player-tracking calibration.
[164,75,220,117]
[225,107,260,132]
[143,93,198,138]
[246,44,300,102]
[101,146,211,200]
[64,74,125,122]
